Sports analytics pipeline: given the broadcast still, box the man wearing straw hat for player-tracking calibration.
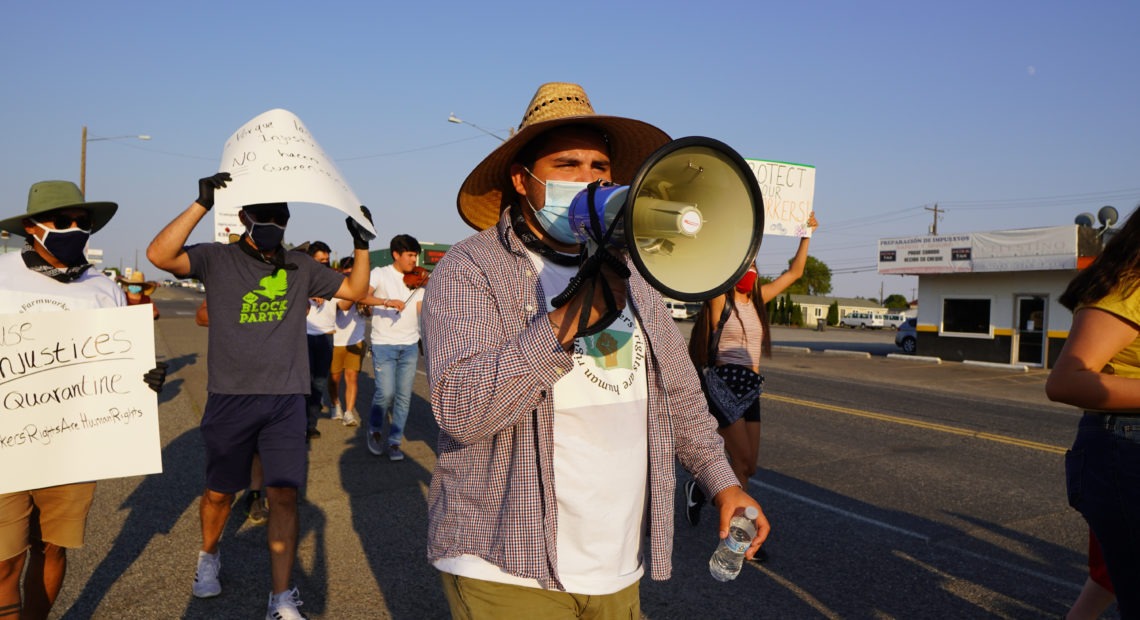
[0,180,167,619]
[422,82,770,617]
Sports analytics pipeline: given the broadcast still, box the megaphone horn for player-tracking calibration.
[557,136,765,303]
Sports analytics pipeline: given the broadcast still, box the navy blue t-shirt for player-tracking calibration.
[187,242,344,394]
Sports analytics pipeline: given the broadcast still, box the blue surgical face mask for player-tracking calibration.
[248,220,286,250]
[525,168,590,244]
[34,222,91,267]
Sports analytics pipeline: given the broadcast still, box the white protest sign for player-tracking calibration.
[212,108,375,243]
[745,159,816,238]
[0,305,161,494]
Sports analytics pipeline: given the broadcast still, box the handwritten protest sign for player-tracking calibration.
[0,305,161,494]
[212,108,375,243]
[745,159,816,238]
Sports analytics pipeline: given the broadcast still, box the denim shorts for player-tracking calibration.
[1065,413,1140,613]
[200,393,307,493]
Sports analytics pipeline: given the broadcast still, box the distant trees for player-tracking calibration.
[827,300,840,326]
[883,293,910,310]
[785,256,832,296]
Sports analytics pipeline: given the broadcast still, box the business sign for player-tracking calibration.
[878,235,973,274]
[878,226,1081,275]
[0,305,161,493]
[212,108,375,243]
[745,159,815,238]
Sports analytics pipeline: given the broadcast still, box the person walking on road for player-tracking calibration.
[683,214,817,564]
[147,173,372,620]
[421,82,769,618]
[361,234,425,461]
[0,180,167,620]
[1046,204,1140,618]
[329,256,365,427]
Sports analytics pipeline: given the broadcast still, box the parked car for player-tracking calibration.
[840,311,885,329]
[664,299,700,321]
[895,318,917,354]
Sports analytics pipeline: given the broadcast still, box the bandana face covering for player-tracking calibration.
[34,222,91,267]
[735,269,758,294]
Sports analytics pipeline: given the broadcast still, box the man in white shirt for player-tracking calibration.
[0,180,166,619]
[361,234,424,461]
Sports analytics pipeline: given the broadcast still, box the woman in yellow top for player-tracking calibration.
[683,213,817,562]
[1046,206,1140,616]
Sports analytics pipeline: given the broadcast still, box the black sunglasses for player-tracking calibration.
[38,213,93,231]
[246,211,290,226]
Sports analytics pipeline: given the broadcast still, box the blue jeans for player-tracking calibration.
[1066,413,1140,615]
[370,343,419,446]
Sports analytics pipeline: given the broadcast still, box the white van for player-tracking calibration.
[840,311,885,329]
[883,313,907,329]
[664,299,699,321]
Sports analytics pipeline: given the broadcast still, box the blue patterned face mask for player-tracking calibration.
[524,168,590,245]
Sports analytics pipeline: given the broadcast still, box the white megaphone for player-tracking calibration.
[550,136,764,309]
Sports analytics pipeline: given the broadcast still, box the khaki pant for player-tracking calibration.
[440,572,640,620]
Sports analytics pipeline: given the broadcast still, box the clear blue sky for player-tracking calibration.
[4,1,1138,300]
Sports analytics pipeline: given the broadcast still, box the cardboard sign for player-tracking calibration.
[745,159,816,238]
[212,108,375,243]
[0,305,161,493]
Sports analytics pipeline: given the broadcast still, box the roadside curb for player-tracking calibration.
[963,360,1030,372]
[886,353,943,364]
[773,345,812,354]
[822,349,871,358]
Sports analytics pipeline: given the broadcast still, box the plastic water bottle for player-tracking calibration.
[708,506,759,581]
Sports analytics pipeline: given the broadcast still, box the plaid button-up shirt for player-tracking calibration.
[422,211,739,590]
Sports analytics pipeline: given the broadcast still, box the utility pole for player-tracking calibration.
[925,203,944,235]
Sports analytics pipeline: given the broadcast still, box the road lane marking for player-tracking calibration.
[765,393,1067,455]
[751,480,930,542]
[750,480,1082,595]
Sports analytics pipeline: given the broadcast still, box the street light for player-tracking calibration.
[447,113,507,142]
[81,125,151,194]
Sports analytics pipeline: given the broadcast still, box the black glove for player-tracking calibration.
[346,205,375,250]
[143,361,169,393]
[196,173,232,210]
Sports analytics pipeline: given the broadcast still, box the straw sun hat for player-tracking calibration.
[457,82,671,231]
[118,271,158,296]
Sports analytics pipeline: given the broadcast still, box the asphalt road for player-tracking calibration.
[45,288,1097,619]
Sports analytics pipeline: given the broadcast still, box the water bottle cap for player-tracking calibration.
[744,506,759,520]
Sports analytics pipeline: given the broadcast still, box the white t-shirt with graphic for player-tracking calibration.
[0,253,125,313]
[434,251,650,595]
[536,253,649,595]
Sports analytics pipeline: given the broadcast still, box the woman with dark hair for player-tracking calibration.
[683,213,817,558]
[1046,205,1140,616]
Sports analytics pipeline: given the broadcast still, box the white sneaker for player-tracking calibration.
[266,587,305,620]
[331,404,344,421]
[192,550,221,598]
[342,410,359,427]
